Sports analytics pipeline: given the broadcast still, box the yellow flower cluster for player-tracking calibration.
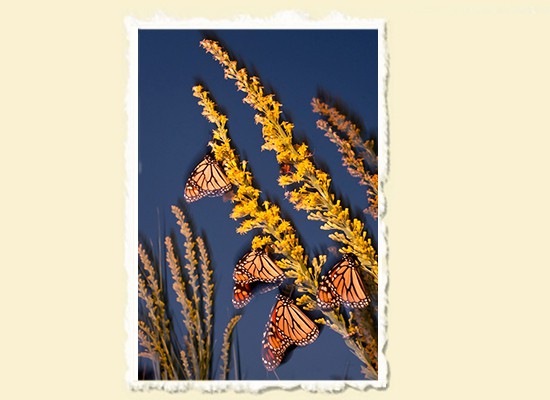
[192,85,319,300]
[193,80,377,378]
[200,39,378,284]
[366,174,379,220]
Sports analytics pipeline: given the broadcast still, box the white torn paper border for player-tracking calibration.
[125,11,389,392]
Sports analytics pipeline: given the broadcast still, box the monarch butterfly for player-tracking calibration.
[261,295,319,371]
[233,249,285,284]
[316,253,370,309]
[232,281,279,309]
[184,154,231,202]
[232,249,284,309]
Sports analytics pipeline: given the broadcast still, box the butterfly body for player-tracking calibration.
[184,154,231,202]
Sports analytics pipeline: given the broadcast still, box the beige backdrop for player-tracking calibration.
[1,1,549,399]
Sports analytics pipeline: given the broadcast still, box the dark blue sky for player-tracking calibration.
[138,29,378,380]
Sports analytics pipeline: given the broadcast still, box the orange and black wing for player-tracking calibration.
[232,282,253,309]
[316,274,340,310]
[271,295,319,347]
[232,281,279,309]
[233,249,284,284]
[184,154,231,202]
[261,321,290,371]
[322,254,370,309]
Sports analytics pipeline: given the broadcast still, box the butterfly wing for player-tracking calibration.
[316,274,340,310]
[184,155,231,203]
[184,179,207,203]
[271,295,319,347]
[262,296,318,371]
[325,254,370,309]
[261,321,290,371]
[232,282,253,309]
[233,250,284,284]
[232,281,280,309]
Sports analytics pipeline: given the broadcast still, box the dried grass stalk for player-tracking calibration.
[219,315,242,380]
[312,99,378,219]
[138,207,240,380]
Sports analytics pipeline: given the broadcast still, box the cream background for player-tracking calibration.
[1,1,549,399]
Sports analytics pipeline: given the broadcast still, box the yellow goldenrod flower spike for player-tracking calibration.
[192,82,377,378]
[200,39,378,284]
[192,84,317,299]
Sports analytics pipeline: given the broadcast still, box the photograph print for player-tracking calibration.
[127,18,386,388]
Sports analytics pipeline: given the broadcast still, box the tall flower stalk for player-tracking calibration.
[200,39,378,283]
[192,85,377,378]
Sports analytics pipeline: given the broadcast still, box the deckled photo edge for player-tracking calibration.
[124,11,389,393]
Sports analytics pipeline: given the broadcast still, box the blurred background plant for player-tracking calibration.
[138,205,241,380]
[312,98,378,220]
